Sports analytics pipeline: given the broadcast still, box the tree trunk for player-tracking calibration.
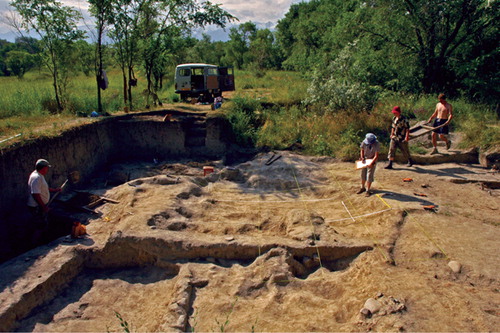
[96,26,103,114]
[122,69,128,105]
[51,58,63,112]
[146,64,153,108]
[128,66,133,110]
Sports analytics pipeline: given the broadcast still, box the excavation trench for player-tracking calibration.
[0,110,233,263]
[2,236,372,332]
[7,108,494,332]
[1,111,380,332]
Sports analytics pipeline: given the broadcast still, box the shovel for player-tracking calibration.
[47,171,80,206]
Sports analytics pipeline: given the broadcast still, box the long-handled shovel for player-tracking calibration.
[47,171,80,206]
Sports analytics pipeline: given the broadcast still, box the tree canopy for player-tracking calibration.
[2,0,498,109]
[276,0,499,104]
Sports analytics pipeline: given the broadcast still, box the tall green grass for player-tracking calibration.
[0,69,176,118]
[0,69,177,139]
[224,76,499,160]
[2,68,498,156]
[0,74,52,117]
[256,105,390,160]
[233,70,309,105]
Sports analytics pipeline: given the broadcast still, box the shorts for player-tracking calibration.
[433,119,449,135]
[361,163,377,183]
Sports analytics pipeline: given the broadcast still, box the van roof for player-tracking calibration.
[176,63,217,68]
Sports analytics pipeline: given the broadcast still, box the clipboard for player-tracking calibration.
[355,159,373,169]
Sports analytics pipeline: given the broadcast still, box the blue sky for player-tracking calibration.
[0,0,305,42]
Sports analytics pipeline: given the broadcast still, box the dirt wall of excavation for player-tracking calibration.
[0,111,231,262]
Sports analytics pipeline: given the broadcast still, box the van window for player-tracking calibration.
[179,68,190,76]
[193,68,204,75]
[207,68,218,75]
[219,67,233,75]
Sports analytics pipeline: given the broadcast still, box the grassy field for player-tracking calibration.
[0,68,178,140]
[1,68,498,159]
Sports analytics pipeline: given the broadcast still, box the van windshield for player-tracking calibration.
[192,68,204,75]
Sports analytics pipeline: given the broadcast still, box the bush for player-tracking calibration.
[258,105,303,149]
[224,97,264,147]
[305,77,382,113]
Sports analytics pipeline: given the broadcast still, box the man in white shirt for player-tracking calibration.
[27,159,61,240]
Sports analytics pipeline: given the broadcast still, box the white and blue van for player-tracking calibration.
[174,63,235,102]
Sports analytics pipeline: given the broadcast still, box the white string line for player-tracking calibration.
[342,201,356,222]
[325,208,392,223]
[214,196,340,203]
[208,183,335,194]
[186,208,392,226]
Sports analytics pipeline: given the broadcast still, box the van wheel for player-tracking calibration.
[180,93,188,101]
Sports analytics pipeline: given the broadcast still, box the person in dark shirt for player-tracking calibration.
[385,106,414,169]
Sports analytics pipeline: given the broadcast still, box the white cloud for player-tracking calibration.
[218,0,294,22]
[0,0,308,41]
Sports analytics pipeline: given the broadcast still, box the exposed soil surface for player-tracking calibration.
[2,145,499,332]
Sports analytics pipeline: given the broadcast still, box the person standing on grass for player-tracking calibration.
[357,133,380,197]
[27,159,61,244]
[428,93,453,154]
[385,106,414,169]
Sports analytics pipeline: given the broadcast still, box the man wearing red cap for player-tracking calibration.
[385,106,414,169]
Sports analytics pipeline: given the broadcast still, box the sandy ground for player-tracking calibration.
[3,145,498,332]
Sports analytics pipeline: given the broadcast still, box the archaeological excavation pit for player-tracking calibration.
[7,236,372,332]
[2,110,497,332]
[1,145,387,332]
[0,117,393,332]
[4,108,496,332]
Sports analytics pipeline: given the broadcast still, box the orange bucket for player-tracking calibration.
[203,166,214,176]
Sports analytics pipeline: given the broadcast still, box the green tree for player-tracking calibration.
[15,36,42,54]
[10,0,85,112]
[248,29,281,70]
[223,22,256,69]
[276,0,499,104]
[185,33,225,65]
[0,39,15,76]
[72,40,96,77]
[107,0,143,111]
[5,50,35,77]
[360,0,499,95]
[137,0,236,108]
[276,0,341,71]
